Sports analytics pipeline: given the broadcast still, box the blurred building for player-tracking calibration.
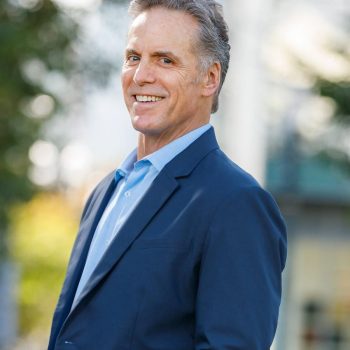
[221,0,350,349]
[0,263,18,349]
[269,143,350,349]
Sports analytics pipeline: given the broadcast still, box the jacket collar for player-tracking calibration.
[163,126,219,178]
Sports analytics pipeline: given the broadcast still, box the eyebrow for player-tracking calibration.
[125,48,139,57]
[125,48,181,62]
[152,51,180,61]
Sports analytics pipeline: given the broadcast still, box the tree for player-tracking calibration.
[314,78,350,168]
[1,1,127,341]
[0,0,78,258]
[293,18,350,172]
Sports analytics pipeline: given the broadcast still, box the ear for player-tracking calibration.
[201,62,221,97]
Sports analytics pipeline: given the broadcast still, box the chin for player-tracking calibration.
[131,121,154,135]
[131,115,161,134]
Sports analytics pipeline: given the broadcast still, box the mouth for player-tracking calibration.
[133,95,164,103]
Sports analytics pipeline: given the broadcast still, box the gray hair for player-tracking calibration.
[128,0,230,113]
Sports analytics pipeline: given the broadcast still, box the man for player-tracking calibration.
[48,1,287,349]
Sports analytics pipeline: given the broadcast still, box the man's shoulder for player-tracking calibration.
[181,146,274,214]
[200,148,261,190]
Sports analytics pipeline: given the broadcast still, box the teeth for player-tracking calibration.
[135,95,163,102]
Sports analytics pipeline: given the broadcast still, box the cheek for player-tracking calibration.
[121,69,133,90]
[121,77,127,92]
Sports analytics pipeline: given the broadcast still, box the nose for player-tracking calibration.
[133,60,156,86]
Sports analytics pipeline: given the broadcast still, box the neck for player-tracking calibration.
[137,121,209,160]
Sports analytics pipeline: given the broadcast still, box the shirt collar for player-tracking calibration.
[115,123,212,182]
[114,149,137,182]
[143,123,212,172]
[115,149,152,182]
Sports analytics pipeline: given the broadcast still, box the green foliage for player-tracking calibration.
[313,76,350,174]
[0,0,77,256]
[0,0,130,340]
[9,192,79,335]
[309,31,350,170]
[315,80,350,122]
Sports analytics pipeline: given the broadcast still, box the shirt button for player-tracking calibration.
[125,191,131,198]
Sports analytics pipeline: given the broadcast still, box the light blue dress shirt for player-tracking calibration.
[72,123,211,306]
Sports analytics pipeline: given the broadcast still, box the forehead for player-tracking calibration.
[127,7,200,52]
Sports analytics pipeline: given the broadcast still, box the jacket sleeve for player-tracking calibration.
[194,185,287,350]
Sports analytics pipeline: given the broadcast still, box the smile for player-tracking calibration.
[135,95,163,102]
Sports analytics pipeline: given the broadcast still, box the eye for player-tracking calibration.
[126,55,140,64]
[160,57,172,65]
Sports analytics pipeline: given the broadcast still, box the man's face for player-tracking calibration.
[122,7,209,142]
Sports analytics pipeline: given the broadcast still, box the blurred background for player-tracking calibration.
[1,0,350,349]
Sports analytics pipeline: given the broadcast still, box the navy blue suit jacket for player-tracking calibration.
[48,128,287,350]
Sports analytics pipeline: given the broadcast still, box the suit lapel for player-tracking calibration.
[71,171,178,310]
[70,127,220,312]
[50,173,117,345]
[58,173,117,311]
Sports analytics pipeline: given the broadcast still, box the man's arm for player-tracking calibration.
[195,185,287,350]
